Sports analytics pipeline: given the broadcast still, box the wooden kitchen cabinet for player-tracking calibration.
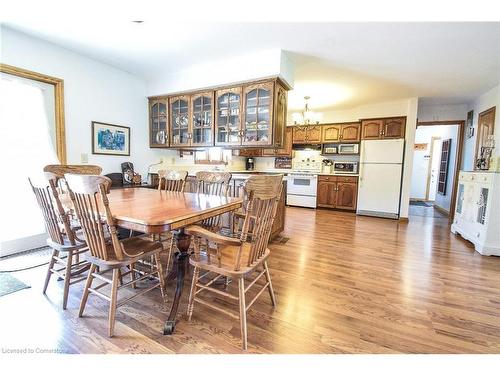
[317,175,358,211]
[170,95,191,147]
[191,91,214,146]
[340,123,361,142]
[321,124,341,142]
[292,125,321,144]
[215,86,243,146]
[383,117,406,139]
[361,119,384,140]
[149,77,289,150]
[149,98,169,147]
[361,117,406,140]
[321,122,360,143]
[262,127,292,156]
[335,182,358,210]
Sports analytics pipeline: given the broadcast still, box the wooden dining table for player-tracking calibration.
[106,187,243,335]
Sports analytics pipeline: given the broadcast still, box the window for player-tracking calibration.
[194,147,231,165]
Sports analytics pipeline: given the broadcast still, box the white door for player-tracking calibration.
[427,138,442,201]
[357,163,403,217]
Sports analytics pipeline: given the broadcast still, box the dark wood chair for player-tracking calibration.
[29,173,89,309]
[104,173,124,188]
[185,174,283,350]
[64,174,166,337]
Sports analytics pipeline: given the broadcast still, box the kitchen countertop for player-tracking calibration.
[318,173,359,177]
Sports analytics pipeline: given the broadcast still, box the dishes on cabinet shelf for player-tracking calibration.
[155,130,166,144]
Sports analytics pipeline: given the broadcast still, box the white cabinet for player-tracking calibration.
[451,171,500,256]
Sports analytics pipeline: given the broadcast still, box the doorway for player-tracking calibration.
[0,64,66,257]
[409,120,465,221]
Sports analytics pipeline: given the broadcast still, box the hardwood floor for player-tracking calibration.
[1,207,500,353]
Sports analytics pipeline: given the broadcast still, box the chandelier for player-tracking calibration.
[292,96,322,125]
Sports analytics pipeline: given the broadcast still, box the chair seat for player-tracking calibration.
[85,237,163,268]
[189,241,270,277]
[47,237,87,252]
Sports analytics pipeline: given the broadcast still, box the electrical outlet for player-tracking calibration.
[171,157,175,164]
[80,153,88,163]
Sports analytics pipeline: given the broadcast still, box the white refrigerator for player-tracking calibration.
[357,139,405,219]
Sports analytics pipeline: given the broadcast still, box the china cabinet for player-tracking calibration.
[149,98,168,147]
[242,82,274,146]
[451,171,500,255]
[148,77,289,150]
[170,95,190,147]
[191,91,214,146]
[215,87,243,146]
[262,127,292,157]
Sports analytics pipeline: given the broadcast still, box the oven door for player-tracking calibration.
[287,175,318,196]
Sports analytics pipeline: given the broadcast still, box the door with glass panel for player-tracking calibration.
[215,87,242,146]
[242,82,274,146]
[191,91,214,147]
[170,95,191,147]
[149,98,168,147]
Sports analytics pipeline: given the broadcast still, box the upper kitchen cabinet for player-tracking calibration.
[361,117,406,140]
[321,123,360,143]
[340,122,361,142]
[242,82,274,146]
[383,117,406,139]
[170,95,191,147]
[148,77,289,149]
[292,125,321,144]
[215,87,243,146]
[149,98,168,147]
[191,91,214,147]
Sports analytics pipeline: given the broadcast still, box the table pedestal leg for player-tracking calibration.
[163,228,191,335]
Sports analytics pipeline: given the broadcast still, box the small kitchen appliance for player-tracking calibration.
[333,161,358,175]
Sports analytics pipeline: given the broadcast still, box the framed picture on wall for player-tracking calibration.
[92,121,130,156]
[466,110,474,138]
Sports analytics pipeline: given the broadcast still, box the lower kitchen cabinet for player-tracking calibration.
[317,175,358,211]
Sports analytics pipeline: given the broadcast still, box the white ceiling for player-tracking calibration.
[3,21,500,109]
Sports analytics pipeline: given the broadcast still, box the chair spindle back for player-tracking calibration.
[157,170,188,192]
[29,173,76,246]
[195,171,232,229]
[237,174,283,269]
[64,174,124,261]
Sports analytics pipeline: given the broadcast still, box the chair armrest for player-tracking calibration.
[185,225,242,246]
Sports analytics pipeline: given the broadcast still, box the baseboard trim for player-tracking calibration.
[433,204,450,217]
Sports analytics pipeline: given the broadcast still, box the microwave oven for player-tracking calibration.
[338,143,359,154]
[333,161,358,175]
[323,146,338,154]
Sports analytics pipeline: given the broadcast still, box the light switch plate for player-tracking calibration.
[81,153,88,163]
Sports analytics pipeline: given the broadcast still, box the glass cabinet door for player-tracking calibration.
[476,186,489,225]
[149,99,168,147]
[192,92,214,146]
[215,88,242,146]
[243,82,274,146]
[170,96,190,147]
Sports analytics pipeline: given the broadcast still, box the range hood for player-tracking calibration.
[292,144,322,151]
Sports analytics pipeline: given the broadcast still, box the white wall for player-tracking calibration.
[410,124,459,211]
[417,103,467,122]
[464,84,500,171]
[146,49,284,96]
[1,26,156,175]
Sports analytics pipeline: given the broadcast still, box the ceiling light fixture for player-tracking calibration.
[132,21,144,24]
[291,96,322,126]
